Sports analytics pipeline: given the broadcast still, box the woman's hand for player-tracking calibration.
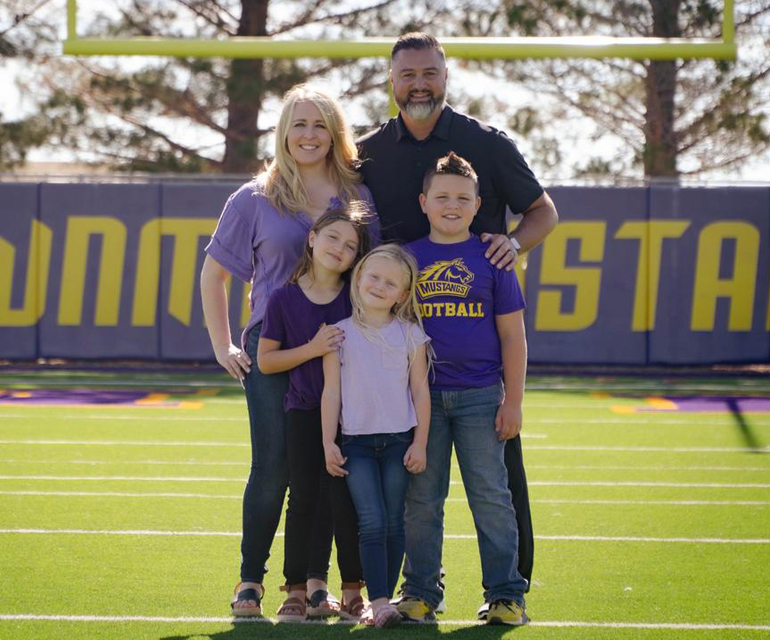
[308,323,344,358]
[324,443,348,477]
[214,343,252,381]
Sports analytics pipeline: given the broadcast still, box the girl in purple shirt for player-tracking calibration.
[321,245,431,628]
[257,207,371,622]
[200,84,376,619]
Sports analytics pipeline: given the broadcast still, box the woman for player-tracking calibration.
[200,84,376,618]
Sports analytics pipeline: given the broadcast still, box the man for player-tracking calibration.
[357,32,558,618]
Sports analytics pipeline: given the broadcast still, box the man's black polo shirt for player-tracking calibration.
[357,105,544,243]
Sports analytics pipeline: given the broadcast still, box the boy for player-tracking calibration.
[399,152,528,625]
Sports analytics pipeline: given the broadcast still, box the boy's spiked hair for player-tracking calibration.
[422,151,479,196]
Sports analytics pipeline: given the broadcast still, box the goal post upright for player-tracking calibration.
[63,0,738,62]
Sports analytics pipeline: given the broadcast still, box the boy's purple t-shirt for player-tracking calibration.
[261,281,352,412]
[406,234,526,390]
[204,180,378,348]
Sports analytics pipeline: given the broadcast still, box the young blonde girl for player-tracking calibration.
[257,206,372,622]
[321,244,431,628]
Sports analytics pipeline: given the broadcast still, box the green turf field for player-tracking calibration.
[0,370,768,639]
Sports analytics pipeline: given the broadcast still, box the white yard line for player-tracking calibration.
[0,440,250,447]
[2,490,768,506]
[0,614,768,630]
[3,459,768,472]
[0,528,767,544]
[0,490,241,499]
[3,475,768,487]
[0,475,243,482]
[1,439,765,453]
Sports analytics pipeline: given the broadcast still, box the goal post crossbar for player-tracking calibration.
[63,0,737,61]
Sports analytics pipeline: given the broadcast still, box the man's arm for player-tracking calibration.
[481,191,558,270]
[510,191,559,252]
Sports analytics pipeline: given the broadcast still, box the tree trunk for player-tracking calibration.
[222,0,268,174]
[643,0,681,177]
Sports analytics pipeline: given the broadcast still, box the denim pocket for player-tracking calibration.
[391,428,415,444]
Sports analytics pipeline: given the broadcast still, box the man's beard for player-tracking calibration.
[401,91,445,120]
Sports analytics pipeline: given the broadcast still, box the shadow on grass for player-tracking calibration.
[725,397,765,452]
[158,619,522,640]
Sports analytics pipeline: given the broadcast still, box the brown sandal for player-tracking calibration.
[277,584,308,623]
[339,581,367,622]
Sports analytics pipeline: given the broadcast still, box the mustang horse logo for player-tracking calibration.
[416,259,475,299]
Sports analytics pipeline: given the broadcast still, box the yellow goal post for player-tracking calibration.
[63,0,736,61]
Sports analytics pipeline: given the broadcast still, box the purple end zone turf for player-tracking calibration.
[639,396,770,413]
[0,389,192,406]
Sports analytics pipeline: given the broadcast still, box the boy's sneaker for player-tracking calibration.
[396,597,436,622]
[486,599,527,626]
[435,568,447,613]
[476,601,489,620]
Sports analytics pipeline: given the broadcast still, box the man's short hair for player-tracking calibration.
[423,151,479,195]
[391,32,446,61]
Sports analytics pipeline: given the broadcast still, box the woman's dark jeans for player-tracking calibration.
[341,430,413,601]
[283,407,363,586]
[239,324,334,584]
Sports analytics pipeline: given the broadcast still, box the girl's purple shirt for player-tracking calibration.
[204,179,378,348]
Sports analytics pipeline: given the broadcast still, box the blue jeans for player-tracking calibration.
[342,430,413,602]
[402,384,527,607]
[240,323,333,583]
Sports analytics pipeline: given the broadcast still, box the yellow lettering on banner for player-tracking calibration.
[132,218,216,327]
[0,220,53,326]
[58,217,126,326]
[131,219,161,326]
[445,302,456,317]
[536,222,605,331]
[456,303,468,317]
[691,221,759,331]
[615,220,690,331]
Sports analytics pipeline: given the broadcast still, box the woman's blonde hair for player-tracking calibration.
[264,84,361,215]
[288,202,373,284]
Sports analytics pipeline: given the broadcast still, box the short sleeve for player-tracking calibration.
[406,321,431,354]
[260,288,287,344]
[333,319,349,364]
[204,185,259,283]
[494,268,526,316]
[492,131,544,215]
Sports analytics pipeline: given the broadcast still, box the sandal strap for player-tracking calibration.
[342,594,366,617]
[279,583,308,593]
[234,588,260,603]
[278,596,307,615]
[307,589,329,608]
[232,581,263,606]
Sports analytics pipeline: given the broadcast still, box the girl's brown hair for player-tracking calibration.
[288,201,373,284]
